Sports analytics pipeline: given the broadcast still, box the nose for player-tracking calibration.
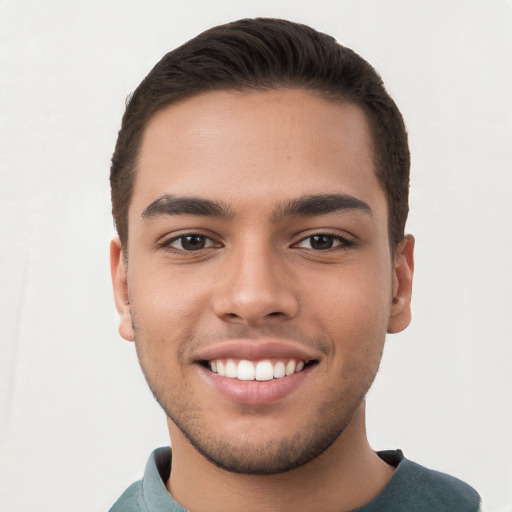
[213,242,299,326]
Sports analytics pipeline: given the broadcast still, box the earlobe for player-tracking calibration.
[387,234,415,334]
[110,237,134,342]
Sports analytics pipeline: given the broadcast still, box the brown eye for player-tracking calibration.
[167,234,216,251]
[181,235,207,250]
[309,235,335,250]
[296,235,337,250]
[295,234,353,251]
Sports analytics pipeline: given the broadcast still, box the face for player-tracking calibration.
[111,89,413,474]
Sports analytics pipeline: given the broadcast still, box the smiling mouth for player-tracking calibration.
[204,359,317,381]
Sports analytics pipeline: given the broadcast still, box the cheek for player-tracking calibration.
[128,265,213,360]
[308,261,392,354]
[130,263,209,318]
[128,270,208,400]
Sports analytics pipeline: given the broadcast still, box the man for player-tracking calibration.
[108,18,481,511]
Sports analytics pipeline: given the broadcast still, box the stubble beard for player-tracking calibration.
[132,321,381,475]
[164,393,365,475]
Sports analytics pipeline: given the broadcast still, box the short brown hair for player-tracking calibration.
[110,18,410,249]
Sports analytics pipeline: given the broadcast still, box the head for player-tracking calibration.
[110,18,414,476]
[110,17,410,253]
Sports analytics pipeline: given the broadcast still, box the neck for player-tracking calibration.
[166,403,394,512]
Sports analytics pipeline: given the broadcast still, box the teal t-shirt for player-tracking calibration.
[109,447,481,511]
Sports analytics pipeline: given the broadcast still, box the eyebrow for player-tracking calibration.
[274,194,372,219]
[141,195,233,219]
[141,193,371,221]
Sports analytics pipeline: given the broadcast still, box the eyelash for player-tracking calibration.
[158,231,355,254]
[159,233,221,253]
[293,233,355,251]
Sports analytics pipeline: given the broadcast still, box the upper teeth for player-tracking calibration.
[210,359,306,381]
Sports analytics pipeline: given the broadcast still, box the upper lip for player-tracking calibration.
[193,339,322,363]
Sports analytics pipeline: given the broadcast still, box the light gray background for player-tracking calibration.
[1,1,511,511]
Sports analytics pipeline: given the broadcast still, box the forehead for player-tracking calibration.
[132,89,385,219]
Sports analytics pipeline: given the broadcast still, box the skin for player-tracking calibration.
[111,89,414,512]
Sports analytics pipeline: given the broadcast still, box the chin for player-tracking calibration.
[162,391,364,475]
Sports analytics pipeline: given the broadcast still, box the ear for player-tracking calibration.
[110,236,134,342]
[387,234,415,334]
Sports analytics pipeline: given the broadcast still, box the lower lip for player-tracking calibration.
[197,365,314,405]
